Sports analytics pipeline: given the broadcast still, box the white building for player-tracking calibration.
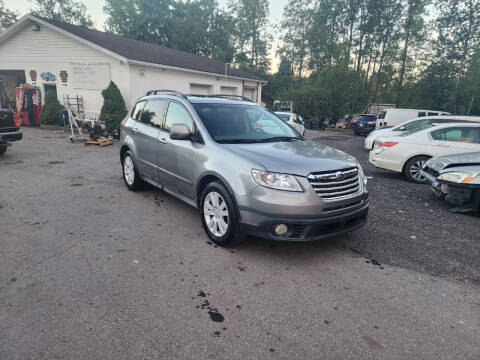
[0,15,266,116]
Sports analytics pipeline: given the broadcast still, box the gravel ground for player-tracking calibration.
[0,127,479,360]
[305,129,480,284]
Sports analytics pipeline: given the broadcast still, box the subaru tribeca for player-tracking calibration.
[120,91,369,246]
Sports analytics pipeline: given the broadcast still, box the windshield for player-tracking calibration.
[194,104,301,143]
[399,124,435,137]
[357,115,376,122]
[276,113,291,121]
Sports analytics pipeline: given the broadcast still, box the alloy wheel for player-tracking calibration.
[123,156,135,185]
[203,191,229,237]
[409,160,426,181]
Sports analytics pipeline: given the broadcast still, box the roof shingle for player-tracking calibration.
[34,16,265,82]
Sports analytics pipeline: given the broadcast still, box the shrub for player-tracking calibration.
[100,81,128,132]
[40,90,63,125]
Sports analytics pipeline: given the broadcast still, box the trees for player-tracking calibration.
[432,0,480,113]
[395,0,430,106]
[104,0,235,62]
[278,0,312,78]
[0,0,17,32]
[31,0,93,27]
[170,0,235,62]
[104,0,176,45]
[229,0,271,73]
[99,81,128,132]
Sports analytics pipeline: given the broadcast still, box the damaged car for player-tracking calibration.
[421,152,480,212]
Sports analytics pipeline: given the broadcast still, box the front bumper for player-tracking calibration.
[421,169,480,210]
[239,198,369,241]
[0,130,23,143]
[420,170,442,196]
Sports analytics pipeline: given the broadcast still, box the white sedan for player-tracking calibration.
[275,112,306,136]
[364,115,480,150]
[369,123,480,182]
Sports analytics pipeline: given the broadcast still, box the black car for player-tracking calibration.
[353,114,377,136]
[0,109,23,155]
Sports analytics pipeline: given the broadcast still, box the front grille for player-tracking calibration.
[308,167,360,199]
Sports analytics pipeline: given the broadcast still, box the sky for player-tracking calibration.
[4,0,287,69]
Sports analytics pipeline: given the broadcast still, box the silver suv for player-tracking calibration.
[120,91,369,246]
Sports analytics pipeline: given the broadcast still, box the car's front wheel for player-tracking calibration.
[0,145,7,156]
[403,156,430,183]
[200,181,245,247]
[122,151,143,190]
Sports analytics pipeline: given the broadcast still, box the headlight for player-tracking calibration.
[357,164,368,186]
[251,169,302,192]
[438,171,479,184]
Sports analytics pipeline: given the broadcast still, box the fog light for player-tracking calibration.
[274,224,288,236]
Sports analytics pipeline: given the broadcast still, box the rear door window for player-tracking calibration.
[418,111,426,117]
[431,127,480,143]
[140,100,168,127]
[131,101,145,121]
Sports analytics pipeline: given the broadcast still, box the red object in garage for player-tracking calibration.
[15,86,41,126]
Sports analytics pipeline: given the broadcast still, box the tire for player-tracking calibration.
[122,151,144,191]
[403,156,430,183]
[200,181,245,247]
[0,145,7,156]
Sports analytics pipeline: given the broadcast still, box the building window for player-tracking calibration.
[189,84,212,96]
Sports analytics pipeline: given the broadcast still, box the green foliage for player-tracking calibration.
[229,0,271,73]
[266,0,480,117]
[0,0,17,32]
[104,0,236,62]
[279,66,368,121]
[100,81,128,132]
[31,0,93,27]
[40,90,63,125]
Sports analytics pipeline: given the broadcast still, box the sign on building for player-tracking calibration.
[70,63,111,90]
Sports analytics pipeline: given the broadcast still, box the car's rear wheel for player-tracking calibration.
[122,151,143,190]
[0,145,7,156]
[403,156,430,183]
[200,181,245,247]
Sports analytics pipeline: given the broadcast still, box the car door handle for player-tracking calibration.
[159,138,168,144]
[132,127,139,133]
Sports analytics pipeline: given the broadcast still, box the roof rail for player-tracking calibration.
[209,94,255,103]
[146,90,188,99]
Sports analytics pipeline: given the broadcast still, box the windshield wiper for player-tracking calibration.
[216,139,265,144]
[260,136,303,142]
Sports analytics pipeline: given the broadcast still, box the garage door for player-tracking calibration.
[221,86,237,95]
[244,87,256,101]
[189,84,211,96]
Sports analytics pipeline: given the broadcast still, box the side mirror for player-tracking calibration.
[170,123,191,140]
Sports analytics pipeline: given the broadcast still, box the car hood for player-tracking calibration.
[224,140,358,177]
[426,152,480,171]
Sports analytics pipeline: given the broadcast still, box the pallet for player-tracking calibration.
[84,136,114,147]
